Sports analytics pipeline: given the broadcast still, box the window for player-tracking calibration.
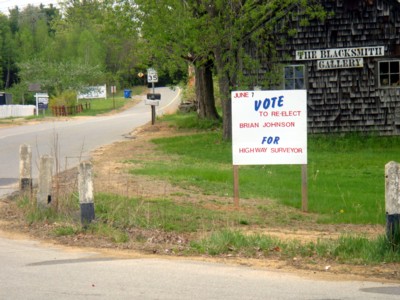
[379,60,400,87]
[284,65,306,89]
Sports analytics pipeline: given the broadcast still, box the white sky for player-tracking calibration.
[0,0,59,15]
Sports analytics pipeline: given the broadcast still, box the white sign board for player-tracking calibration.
[295,46,384,60]
[317,58,364,70]
[35,93,49,105]
[145,100,160,106]
[232,90,307,165]
[35,92,49,115]
[147,68,158,83]
[78,85,107,99]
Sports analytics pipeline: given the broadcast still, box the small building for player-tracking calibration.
[275,0,400,135]
[0,92,12,105]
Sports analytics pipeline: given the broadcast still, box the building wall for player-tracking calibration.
[278,0,400,135]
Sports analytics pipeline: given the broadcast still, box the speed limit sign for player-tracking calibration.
[147,68,158,83]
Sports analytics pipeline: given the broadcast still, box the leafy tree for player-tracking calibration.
[132,0,326,140]
[133,0,220,120]
[0,14,15,88]
[100,0,143,86]
[14,1,107,96]
[17,60,104,95]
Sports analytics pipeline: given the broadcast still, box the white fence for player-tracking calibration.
[0,105,36,119]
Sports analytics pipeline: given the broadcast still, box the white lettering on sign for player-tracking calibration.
[231,90,307,165]
[317,58,364,70]
[296,46,384,60]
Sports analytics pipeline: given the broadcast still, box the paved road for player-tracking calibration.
[0,235,399,299]
[0,87,181,197]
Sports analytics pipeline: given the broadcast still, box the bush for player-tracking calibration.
[49,90,77,107]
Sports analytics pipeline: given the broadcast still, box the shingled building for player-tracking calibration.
[276,0,400,135]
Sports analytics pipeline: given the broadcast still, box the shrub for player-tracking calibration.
[49,90,77,107]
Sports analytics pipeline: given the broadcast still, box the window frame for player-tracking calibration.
[283,64,307,90]
[378,59,400,88]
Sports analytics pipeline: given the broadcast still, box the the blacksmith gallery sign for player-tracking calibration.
[295,46,384,70]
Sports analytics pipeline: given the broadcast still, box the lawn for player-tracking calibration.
[130,114,400,225]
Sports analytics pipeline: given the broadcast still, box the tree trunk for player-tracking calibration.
[194,61,219,120]
[214,48,233,141]
[5,60,11,88]
[220,77,232,141]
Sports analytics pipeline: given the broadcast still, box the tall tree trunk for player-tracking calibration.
[194,61,219,120]
[218,72,232,141]
[214,47,234,141]
[5,60,11,88]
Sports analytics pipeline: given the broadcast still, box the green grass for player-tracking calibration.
[190,230,400,264]
[77,86,148,116]
[76,97,128,116]
[94,193,226,232]
[93,192,314,230]
[161,111,222,129]
[129,116,400,225]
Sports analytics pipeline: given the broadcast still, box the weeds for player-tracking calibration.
[94,193,223,233]
[190,230,400,265]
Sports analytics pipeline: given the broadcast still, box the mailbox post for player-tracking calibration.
[147,68,161,125]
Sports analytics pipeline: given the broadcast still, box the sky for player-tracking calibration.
[0,0,59,15]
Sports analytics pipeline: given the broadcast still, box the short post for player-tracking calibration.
[78,162,95,226]
[385,161,400,247]
[37,155,54,209]
[19,144,32,192]
[302,164,308,212]
[233,165,240,208]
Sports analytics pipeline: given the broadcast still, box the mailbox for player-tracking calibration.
[147,93,161,100]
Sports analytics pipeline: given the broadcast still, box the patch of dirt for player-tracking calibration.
[0,117,399,283]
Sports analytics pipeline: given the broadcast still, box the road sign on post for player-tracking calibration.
[147,68,159,125]
[35,93,49,116]
[111,86,116,109]
[147,68,158,83]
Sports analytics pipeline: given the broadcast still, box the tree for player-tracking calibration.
[101,0,143,86]
[132,0,326,140]
[200,0,327,140]
[17,60,104,95]
[0,14,16,88]
[133,0,220,121]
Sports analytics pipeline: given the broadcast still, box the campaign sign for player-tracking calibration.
[232,90,307,165]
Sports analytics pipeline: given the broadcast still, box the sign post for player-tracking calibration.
[111,85,116,109]
[147,68,159,125]
[231,90,308,210]
[34,93,49,116]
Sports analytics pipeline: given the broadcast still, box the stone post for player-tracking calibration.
[385,161,400,246]
[78,162,95,226]
[19,144,32,191]
[37,155,54,209]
